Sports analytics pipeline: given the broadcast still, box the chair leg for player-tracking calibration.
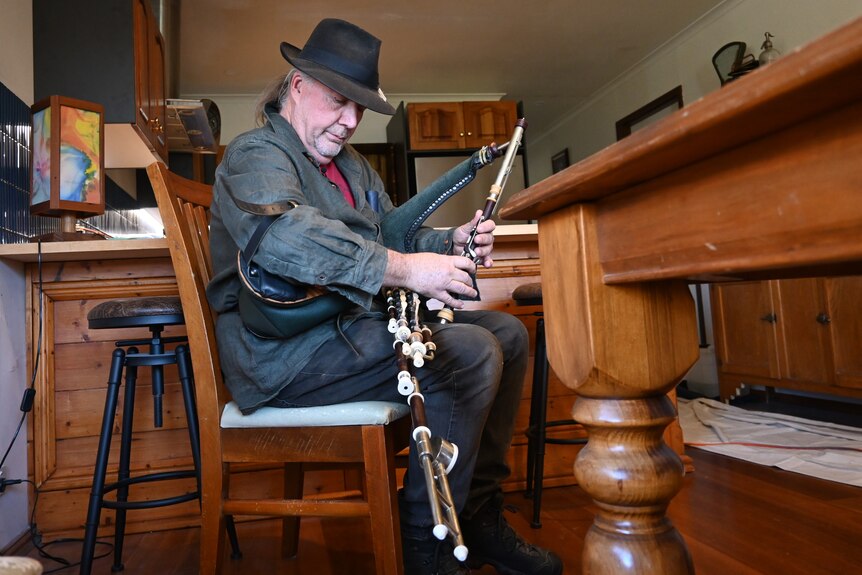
[362,425,403,575]
[531,318,549,529]
[80,348,125,575]
[175,345,243,561]
[281,463,304,558]
[200,507,227,575]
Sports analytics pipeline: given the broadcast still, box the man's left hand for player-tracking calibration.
[453,210,495,268]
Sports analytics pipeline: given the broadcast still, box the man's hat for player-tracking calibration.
[280,18,395,115]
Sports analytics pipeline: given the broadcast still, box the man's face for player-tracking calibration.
[287,74,365,165]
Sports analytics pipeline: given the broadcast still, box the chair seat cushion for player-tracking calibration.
[220,400,410,428]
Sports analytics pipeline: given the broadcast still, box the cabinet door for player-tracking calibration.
[148,23,168,160]
[825,276,862,389]
[773,279,834,387]
[711,281,780,379]
[408,102,465,150]
[463,101,519,148]
[133,0,167,161]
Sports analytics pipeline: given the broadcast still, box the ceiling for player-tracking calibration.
[176,0,727,136]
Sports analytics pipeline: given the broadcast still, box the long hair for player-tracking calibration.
[254,69,317,126]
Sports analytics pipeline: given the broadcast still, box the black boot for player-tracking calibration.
[403,535,471,575]
[461,500,562,575]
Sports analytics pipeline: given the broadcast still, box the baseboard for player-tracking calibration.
[0,526,32,556]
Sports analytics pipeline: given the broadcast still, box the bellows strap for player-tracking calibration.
[233,200,351,339]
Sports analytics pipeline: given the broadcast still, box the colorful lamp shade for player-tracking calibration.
[30,95,105,241]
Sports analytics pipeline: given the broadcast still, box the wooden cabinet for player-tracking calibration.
[711,277,862,400]
[34,0,168,162]
[387,100,525,205]
[407,101,518,150]
[133,0,168,161]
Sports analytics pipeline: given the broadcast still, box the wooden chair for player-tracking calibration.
[147,162,411,574]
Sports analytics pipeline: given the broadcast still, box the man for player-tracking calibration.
[207,18,563,575]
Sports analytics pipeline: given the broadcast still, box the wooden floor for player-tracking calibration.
[16,449,862,574]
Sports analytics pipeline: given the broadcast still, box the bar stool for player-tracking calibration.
[512,282,588,528]
[80,296,201,573]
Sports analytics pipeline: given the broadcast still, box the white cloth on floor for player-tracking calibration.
[678,397,862,487]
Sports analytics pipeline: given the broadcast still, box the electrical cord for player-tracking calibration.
[0,242,113,569]
[0,242,41,474]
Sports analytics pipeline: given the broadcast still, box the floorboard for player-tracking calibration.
[13,449,861,574]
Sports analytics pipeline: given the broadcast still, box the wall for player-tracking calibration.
[0,0,33,552]
[526,0,862,181]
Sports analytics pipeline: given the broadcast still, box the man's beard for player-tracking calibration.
[314,129,348,160]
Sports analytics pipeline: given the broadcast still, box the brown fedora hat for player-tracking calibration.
[280,18,395,115]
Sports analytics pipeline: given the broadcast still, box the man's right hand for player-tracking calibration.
[384,251,477,309]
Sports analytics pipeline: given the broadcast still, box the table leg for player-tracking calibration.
[538,205,699,574]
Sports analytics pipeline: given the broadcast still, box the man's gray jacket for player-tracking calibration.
[207,103,454,412]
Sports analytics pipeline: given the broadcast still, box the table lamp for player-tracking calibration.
[30,95,105,241]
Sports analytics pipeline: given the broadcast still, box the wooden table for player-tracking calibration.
[500,17,862,575]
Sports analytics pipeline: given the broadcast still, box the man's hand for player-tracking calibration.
[452,210,496,268]
[384,251,477,309]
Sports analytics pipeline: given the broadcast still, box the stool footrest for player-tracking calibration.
[101,491,200,511]
[101,469,199,510]
[115,335,189,347]
[102,469,197,494]
[525,419,588,445]
[124,352,183,367]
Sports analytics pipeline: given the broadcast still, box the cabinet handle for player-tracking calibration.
[816,312,831,325]
[760,313,777,323]
[466,131,472,136]
[459,132,465,137]
[150,116,164,134]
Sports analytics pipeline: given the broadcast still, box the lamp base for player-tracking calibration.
[30,213,106,242]
[30,230,105,242]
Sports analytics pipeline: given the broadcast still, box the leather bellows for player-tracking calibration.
[236,213,351,339]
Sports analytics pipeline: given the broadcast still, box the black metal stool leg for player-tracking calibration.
[112,348,139,572]
[531,318,550,529]
[150,327,165,428]
[81,348,125,575]
[226,516,243,559]
[175,346,201,494]
[525,315,545,499]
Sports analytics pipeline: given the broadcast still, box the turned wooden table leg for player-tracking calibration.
[538,205,699,574]
[574,395,691,574]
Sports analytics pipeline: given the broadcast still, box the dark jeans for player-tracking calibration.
[267,309,528,539]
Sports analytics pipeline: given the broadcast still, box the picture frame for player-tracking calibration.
[551,148,570,174]
[615,86,684,141]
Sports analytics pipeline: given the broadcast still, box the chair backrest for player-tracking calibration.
[147,162,228,446]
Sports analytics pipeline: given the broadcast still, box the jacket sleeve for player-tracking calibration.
[213,136,389,309]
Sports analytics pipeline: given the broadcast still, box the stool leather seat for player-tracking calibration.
[511,282,543,306]
[87,296,184,329]
[512,282,587,528]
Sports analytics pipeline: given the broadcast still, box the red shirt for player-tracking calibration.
[323,161,355,208]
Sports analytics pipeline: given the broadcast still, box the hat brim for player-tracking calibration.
[281,42,395,115]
